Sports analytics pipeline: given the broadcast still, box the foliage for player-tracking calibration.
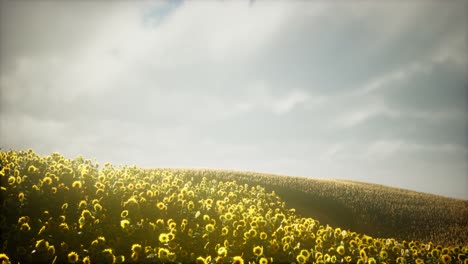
[0,149,467,264]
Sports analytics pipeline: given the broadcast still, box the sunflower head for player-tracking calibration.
[67,251,79,263]
[217,247,227,257]
[232,256,244,264]
[441,254,452,264]
[253,246,263,256]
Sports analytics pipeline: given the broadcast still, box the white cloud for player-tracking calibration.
[331,103,400,128]
[1,1,466,199]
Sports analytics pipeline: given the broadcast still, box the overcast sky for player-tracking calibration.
[1,1,467,199]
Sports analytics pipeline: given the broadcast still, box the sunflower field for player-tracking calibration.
[0,149,467,264]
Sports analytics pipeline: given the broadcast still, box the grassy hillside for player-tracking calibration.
[0,149,467,264]
[169,169,467,247]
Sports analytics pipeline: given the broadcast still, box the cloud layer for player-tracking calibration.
[1,1,467,199]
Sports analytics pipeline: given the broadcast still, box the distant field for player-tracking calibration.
[167,169,468,247]
[1,150,467,264]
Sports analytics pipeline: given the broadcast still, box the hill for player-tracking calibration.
[0,149,466,264]
[165,169,467,247]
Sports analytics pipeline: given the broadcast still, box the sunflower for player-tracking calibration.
[157,202,166,210]
[43,176,52,185]
[253,246,263,256]
[232,256,244,264]
[131,244,142,253]
[218,247,227,257]
[72,181,82,189]
[120,210,129,218]
[380,250,388,259]
[67,251,79,263]
[337,245,345,256]
[296,254,307,264]
[221,226,229,236]
[159,233,169,243]
[158,248,170,259]
[20,223,30,232]
[78,200,87,209]
[441,254,452,264]
[0,253,9,264]
[120,219,130,229]
[259,257,269,264]
[7,176,15,185]
[82,256,91,264]
[300,249,310,260]
[415,258,424,264]
[360,249,367,260]
[18,192,24,202]
[47,245,55,257]
[35,239,49,252]
[205,224,215,233]
[196,256,208,264]
[93,203,102,212]
[396,257,407,264]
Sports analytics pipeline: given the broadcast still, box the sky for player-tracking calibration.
[1,1,467,199]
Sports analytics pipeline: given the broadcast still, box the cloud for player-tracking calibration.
[1,1,467,199]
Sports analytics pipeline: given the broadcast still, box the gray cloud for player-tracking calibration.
[1,0,467,199]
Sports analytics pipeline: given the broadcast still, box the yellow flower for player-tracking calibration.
[18,192,25,202]
[120,210,129,218]
[196,256,208,264]
[260,232,268,240]
[42,176,52,185]
[120,219,130,229]
[131,244,142,253]
[59,223,69,232]
[159,233,169,243]
[205,224,215,233]
[131,252,138,261]
[396,257,407,264]
[380,250,388,259]
[337,245,345,256]
[82,256,91,264]
[187,201,195,210]
[18,216,28,225]
[300,249,310,259]
[0,253,9,263]
[232,256,244,264]
[8,176,15,185]
[67,251,79,263]
[296,254,307,264]
[81,209,92,219]
[20,223,30,232]
[217,246,228,257]
[47,245,55,256]
[368,257,376,264]
[441,254,452,264]
[72,181,82,188]
[158,248,170,259]
[157,202,166,210]
[222,226,229,236]
[415,258,424,264]
[259,257,268,264]
[35,239,49,252]
[94,203,102,212]
[78,200,87,209]
[253,246,263,256]
[360,249,367,260]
